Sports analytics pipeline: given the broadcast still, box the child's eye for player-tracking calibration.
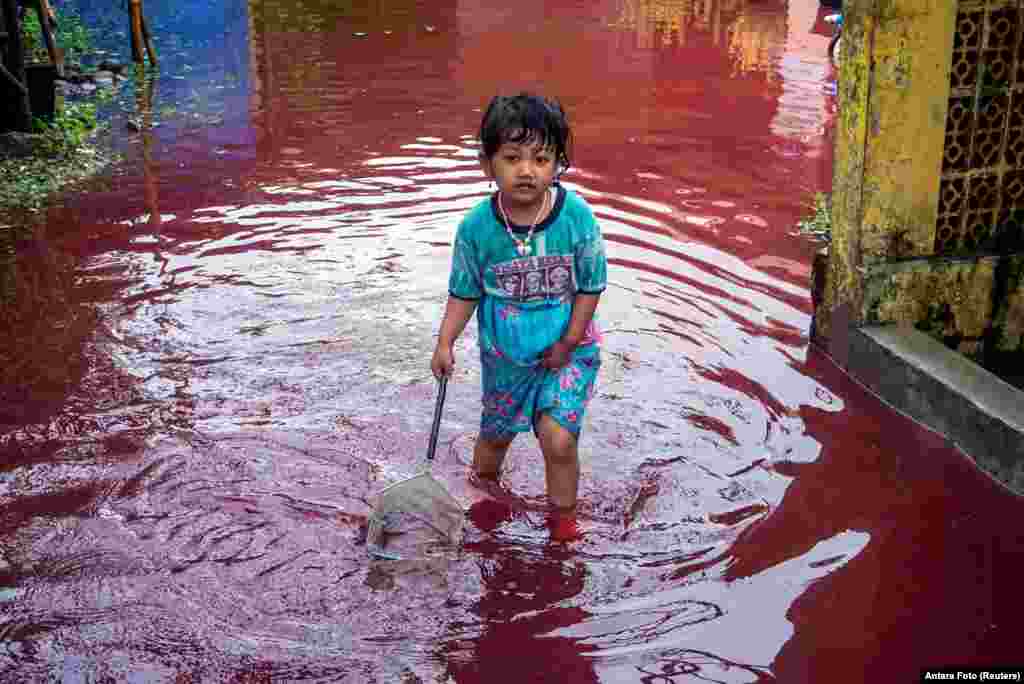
[537,157,551,165]
[504,155,518,162]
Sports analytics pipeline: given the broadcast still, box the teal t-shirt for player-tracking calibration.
[448,183,607,367]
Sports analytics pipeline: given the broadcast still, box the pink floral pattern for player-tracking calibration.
[480,345,601,440]
[559,364,582,391]
[498,303,519,321]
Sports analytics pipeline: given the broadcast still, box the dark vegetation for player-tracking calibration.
[1,0,132,216]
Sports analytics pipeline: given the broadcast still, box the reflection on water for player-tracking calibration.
[2,0,1023,681]
[441,500,599,682]
[613,0,788,79]
[729,7,787,76]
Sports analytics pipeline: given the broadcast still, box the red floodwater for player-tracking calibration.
[2,0,1022,681]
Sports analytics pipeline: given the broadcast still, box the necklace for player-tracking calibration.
[497,187,550,256]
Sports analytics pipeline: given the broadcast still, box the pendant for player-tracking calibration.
[517,243,530,256]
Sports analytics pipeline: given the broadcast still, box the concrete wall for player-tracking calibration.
[813,0,1024,384]
[810,0,1024,493]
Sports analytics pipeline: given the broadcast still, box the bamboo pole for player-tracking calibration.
[128,0,144,63]
[1,0,32,131]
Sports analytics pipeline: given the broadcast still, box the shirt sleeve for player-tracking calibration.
[448,219,483,300]
[575,207,607,295]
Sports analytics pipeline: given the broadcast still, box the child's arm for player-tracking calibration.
[541,293,600,369]
[431,296,478,378]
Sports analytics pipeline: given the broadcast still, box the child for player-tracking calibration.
[430,93,607,542]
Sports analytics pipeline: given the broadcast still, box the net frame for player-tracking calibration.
[366,376,464,560]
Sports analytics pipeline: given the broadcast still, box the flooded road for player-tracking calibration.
[2,0,1023,681]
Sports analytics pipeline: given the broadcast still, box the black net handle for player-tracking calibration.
[426,375,447,462]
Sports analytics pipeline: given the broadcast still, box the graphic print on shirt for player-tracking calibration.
[492,255,576,301]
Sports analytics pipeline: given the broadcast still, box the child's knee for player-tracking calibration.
[478,433,515,454]
[474,434,514,471]
[473,435,513,483]
[538,415,577,462]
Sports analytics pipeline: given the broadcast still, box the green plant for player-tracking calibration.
[21,1,93,63]
[22,7,42,56]
[0,98,110,213]
[797,192,832,242]
[0,140,115,214]
[32,101,99,153]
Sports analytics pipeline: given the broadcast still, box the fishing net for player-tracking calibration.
[366,472,464,560]
[366,377,465,560]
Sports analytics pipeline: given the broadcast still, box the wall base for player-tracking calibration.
[843,325,1024,495]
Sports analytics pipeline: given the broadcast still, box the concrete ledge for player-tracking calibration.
[848,325,1024,495]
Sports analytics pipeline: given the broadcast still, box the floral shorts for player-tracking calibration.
[479,343,601,441]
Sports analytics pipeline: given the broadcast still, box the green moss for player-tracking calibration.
[991,256,1024,353]
[797,192,832,242]
[914,300,952,337]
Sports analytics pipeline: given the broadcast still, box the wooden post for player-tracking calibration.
[35,0,62,76]
[135,68,160,227]
[128,0,144,63]
[140,11,157,66]
[1,0,32,131]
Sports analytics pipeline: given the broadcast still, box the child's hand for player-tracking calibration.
[541,340,574,370]
[431,344,455,379]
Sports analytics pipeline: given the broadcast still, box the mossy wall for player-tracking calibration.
[857,0,955,262]
[862,258,997,357]
[814,0,1024,382]
[992,255,1024,353]
[988,254,1024,387]
[816,0,875,346]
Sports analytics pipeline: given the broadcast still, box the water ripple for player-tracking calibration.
[2,0,1021,680]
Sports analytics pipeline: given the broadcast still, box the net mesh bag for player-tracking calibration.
[367,472,464,560]
[365,378,464,560]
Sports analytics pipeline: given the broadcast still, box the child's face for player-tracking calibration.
[481,135,558,209]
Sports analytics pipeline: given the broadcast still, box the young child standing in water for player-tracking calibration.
[430,93,607,541]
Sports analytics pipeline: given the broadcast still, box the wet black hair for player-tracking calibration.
[478,93,573,176]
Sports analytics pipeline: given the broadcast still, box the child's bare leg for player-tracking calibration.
[473,434,514,480]
[536,413,579,510]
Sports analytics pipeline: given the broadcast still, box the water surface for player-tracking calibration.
[2,0,1022,681]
